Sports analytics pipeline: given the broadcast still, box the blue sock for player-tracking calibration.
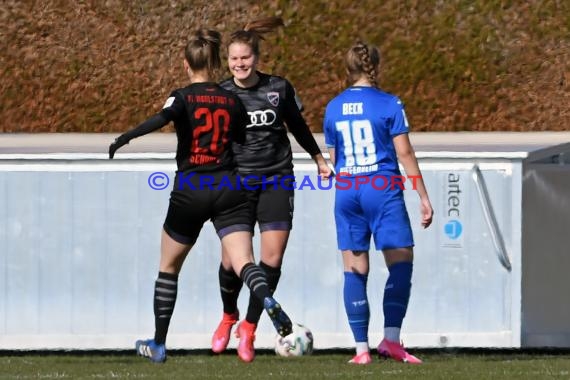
[343,272,369,343]
[383,262,413,328]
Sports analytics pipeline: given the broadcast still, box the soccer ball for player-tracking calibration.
[274,323,314,357]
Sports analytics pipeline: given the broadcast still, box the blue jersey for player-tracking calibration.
[323,86,409,176]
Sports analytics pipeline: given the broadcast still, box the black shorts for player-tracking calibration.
[241,174,295,232]
[163,169,253,245]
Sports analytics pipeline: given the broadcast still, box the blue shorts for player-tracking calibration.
[334,179,414,251]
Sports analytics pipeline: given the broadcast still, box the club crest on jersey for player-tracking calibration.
[267,92,280,107]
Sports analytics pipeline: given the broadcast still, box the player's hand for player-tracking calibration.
[108,135,129,159]
[317,162,333,180]
[420,198,433,228]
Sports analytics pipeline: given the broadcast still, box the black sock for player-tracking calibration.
[153,272,178,345]
[218,263,243,315]
[245,262,281,324]
[239,263,271,321]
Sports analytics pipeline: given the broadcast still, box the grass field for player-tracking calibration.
[2,350,570,380]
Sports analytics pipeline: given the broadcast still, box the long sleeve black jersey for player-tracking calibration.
[120,82,247,173]
[220,72,321,176]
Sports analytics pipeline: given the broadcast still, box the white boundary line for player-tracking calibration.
[0,331,518,350]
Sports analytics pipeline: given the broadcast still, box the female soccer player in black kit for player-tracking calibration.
[108,29,293,363]
[210,18,332,362]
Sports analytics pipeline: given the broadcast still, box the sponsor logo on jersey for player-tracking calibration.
[163,97,175,109]
[247,109,277,127]
[267,91,280,107]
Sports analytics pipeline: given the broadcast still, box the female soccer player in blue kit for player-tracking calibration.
[323,41,433,365]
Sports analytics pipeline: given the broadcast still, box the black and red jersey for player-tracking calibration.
[160,82,247,173]
[220,72,321,176]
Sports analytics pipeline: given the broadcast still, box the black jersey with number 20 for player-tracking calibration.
[160,82,247,173]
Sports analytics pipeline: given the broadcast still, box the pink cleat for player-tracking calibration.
[377,338,422,364]
[211,311,239,353]
[235,320,256,363]
[348,351,372,365]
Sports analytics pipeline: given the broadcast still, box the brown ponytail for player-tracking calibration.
[345,41,380,87]
[185,29,222,76]
[229,16,284,56]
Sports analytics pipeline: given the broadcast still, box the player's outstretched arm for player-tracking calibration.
[108,114,169,159]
